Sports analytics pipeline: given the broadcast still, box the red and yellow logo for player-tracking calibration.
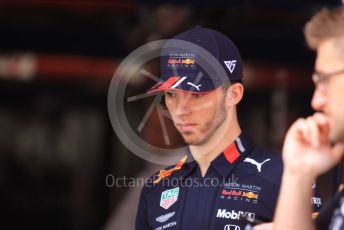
[222,189,259,200]
[182,58,195,64]
[242,191,259,199]
[167,58,195,65]
[153,155,188,184]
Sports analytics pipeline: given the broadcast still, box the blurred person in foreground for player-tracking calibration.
[135,26,321,230]
[273,5,344,230]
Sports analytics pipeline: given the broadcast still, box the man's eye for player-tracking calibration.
[165,92,175,97]
[192,94,204,98]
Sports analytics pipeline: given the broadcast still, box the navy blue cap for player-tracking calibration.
[148,26,243,94]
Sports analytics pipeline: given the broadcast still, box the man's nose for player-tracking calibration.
[175,95,192,116]
[311,87,327,111]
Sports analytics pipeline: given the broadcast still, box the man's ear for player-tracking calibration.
[226,83,244,106]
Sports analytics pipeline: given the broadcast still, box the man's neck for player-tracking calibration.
[189,120,241,177]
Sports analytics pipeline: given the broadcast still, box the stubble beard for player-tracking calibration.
[327,103,344,143]
[330,117,344,143]
[181,102,227,146]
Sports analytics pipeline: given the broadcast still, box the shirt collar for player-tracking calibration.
[173,133,254,180]
[210,133,254,178]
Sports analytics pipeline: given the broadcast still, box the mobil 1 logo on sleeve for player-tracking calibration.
[160,187,179,210]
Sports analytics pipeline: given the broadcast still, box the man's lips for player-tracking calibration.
[177,123,197,132]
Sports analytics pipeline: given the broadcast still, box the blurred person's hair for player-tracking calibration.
[304,6,344,49]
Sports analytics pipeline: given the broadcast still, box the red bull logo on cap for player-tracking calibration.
[167,58,195,65]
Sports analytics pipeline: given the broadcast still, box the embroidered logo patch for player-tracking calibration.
[224,60,237,73]
[160,187,179,209]
[155,212,176,223]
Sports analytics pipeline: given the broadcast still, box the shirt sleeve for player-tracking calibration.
[135,186,150,230]
[315,190,343,229]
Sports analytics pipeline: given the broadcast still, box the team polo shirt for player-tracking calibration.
[136,133,322,230]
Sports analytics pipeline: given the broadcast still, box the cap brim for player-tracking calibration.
[147,76,217,94]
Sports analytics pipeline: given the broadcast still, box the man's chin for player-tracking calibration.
[330,131,344,143]
[181,134,199,145]
[182,135,208,146]
[182,137,196,145]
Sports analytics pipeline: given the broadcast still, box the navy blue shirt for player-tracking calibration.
[315,185,344,230]
[136,134,321,230]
